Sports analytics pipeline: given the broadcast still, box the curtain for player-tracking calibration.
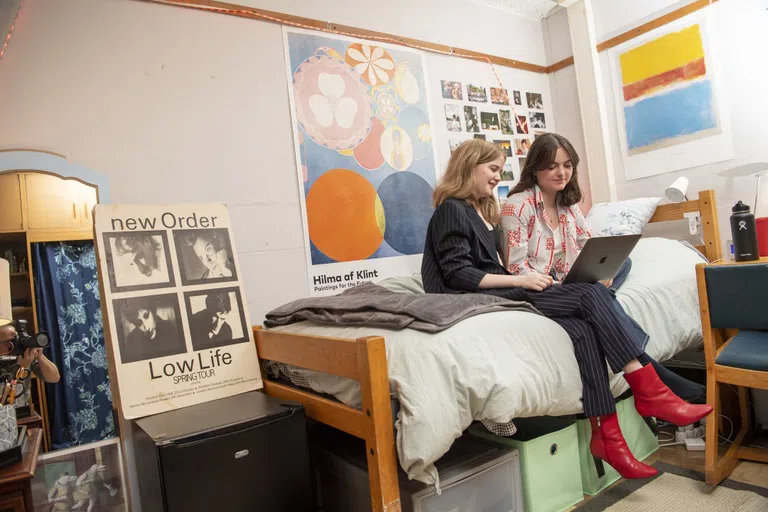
[33,241,115,450]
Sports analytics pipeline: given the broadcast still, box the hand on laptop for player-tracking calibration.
[599,278,614,288]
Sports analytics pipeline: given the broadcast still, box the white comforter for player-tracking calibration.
[268,238,706,489]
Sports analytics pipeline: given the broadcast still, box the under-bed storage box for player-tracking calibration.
[310,425,523,512]
[469,420,583,512]
[577,396,659,495]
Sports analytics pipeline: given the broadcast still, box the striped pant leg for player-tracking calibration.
[530,282,643,373]
[551,316,616,417]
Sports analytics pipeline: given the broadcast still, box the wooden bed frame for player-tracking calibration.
[253,190,722,512]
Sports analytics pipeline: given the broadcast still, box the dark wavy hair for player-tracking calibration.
[205,291,232,314]
[508,133,582,207]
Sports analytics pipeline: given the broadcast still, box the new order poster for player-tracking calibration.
[93,204,262,419]
[283,27,439,296]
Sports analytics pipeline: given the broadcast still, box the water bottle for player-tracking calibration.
[730,201,759,262]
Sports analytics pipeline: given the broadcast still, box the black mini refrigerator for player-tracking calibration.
[132,391,312,512]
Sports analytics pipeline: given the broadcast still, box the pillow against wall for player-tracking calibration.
[585,197,662,236]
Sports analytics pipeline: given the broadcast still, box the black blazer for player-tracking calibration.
[421,198,510,294]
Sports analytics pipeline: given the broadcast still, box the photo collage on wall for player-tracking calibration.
[94,204,262,420]
[441,80,547,205]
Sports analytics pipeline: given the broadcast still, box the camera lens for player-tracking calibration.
[36,332,50,348]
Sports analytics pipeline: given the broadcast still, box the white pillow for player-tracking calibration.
[585,197,661,236]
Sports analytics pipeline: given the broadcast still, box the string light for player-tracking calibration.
[0,0,23,61]
[156,0,535,129]
[157,0,513,90]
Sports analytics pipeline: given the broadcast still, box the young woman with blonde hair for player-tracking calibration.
[421,138,712,480]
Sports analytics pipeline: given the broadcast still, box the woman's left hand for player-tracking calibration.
[599,278,614,288]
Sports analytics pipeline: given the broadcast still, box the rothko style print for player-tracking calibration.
[618,23,720,155]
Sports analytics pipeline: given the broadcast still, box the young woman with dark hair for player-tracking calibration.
[421,138,712,480]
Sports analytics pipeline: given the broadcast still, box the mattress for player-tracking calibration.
[264,237,707,489]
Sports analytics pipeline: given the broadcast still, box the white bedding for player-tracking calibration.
[266,237,707,489]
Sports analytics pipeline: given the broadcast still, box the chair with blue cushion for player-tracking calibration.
[696,260,768,485]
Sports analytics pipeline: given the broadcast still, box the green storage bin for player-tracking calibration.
[577,396,660,495]
[469,422,584,512]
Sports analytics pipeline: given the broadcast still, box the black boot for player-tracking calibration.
[637,353,705,403]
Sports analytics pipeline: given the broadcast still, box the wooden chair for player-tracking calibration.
[696,259,768,485]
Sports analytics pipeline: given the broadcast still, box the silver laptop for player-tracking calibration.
[561,234,641,284]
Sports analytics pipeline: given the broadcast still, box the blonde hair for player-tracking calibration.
[433,139,505,225]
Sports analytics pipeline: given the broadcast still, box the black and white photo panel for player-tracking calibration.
[173,228,238,286]
[103,231,175,293]
[113,294,187,364]
[184,287,248,351]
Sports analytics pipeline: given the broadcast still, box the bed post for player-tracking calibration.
[698,190,722,262]
[357,336,401,512]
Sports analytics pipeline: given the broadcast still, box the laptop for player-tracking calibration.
[561,234,642,285]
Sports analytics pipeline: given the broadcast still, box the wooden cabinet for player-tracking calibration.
[24,173,97,231]
[0,174,23,231]
[0,491,25,512]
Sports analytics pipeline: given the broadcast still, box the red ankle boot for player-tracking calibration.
[624,364,713,426]
[590,414,658,479]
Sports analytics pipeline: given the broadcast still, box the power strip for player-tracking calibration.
[685,438,705,451]
[674,425,705,444]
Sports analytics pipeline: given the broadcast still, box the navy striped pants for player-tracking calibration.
[483,282,645,416]
[529,283,644,416]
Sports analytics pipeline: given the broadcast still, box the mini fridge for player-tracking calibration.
[132,391,312,511]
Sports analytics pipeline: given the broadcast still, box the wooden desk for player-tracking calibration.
[0,428,42,512]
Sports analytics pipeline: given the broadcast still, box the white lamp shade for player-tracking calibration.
[0,259,11,326]
[665,177,689,203]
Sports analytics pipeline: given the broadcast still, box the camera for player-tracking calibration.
[8,319,49,357]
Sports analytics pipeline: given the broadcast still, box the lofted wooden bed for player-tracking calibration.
[253,190,722,512]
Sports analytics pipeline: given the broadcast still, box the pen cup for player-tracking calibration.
[0,405,17,452]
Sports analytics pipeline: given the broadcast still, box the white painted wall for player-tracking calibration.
[543,7,593,210]
[594,0,768,250]
[0,2,553,508]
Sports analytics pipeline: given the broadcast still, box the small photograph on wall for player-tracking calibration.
[501,163,515,181]
[526,92,544,109]
[494,140,512,157]
[113,294,186,364]
[533,130,546,140]
[467,84,487,102]
[496,183,511,201]
[529,112,546,129]
[444,104,462,132]
[173,228,237,286]
[184,287,248,351]
[464,106,480,132]
[473,134,486,140]
[449,139,462,153]
[516,115,529,135]
[480,112,500,131]
[103,231,175,293]
[32,438,127,512]
[499,110,513,135]
[519,157,528,172]
[441,80,463,100]
[513,90,522,106]
[515,138,531,156]
[490,87,509,105]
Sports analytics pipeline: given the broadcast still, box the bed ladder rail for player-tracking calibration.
[254,327,402,512]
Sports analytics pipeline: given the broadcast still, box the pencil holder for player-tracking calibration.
[0,405,17,452]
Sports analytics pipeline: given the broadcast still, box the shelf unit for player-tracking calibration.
[0,170,99,452]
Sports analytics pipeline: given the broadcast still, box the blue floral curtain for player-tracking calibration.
[32,241,115,450]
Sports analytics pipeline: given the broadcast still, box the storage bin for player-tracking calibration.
[311,425,523,512]
[469,421,583,512]
[577,396,659,495]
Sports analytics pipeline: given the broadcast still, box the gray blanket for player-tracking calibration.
[263,283,541,333]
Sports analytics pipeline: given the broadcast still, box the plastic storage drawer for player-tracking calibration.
[311,425,524,512]
[470,422,583,512]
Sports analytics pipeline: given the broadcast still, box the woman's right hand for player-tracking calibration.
[513,273,553,291]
